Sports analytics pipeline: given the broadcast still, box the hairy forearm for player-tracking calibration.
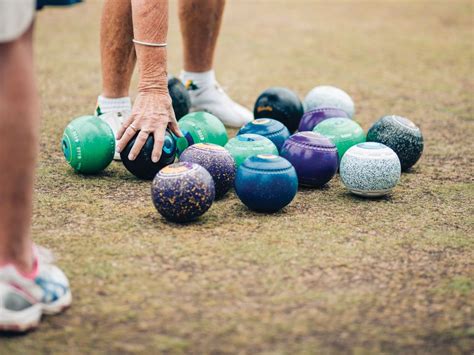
[131,0,168,94]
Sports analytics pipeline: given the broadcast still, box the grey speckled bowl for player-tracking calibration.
[367,115,423,171]
[340,142,401,197]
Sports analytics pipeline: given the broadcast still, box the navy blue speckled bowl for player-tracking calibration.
[151,162,215,223]
[179,143,236,199]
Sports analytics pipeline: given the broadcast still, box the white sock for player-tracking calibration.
[180,70,216,89]
[97,95,132,115]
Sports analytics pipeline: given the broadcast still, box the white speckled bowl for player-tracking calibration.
[303,85,355,118]
[340,142,401,197]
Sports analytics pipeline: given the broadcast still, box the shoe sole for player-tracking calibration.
[0,290,72,333]
[0,303,42,332]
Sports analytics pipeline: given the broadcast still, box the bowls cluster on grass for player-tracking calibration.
[63,83,424,222]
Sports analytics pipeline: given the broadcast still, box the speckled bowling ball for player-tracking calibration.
[280,132,338,187]
[151,162,215,223]
[303,85,355,118]
[367,115,423,171]
[224,133,278,168]
[121,129,176,180]
[313,117,366,162]
[340,142,401,197]
[298,107,350,132]
[237,118,290,152]
[253,87,304,132]
[235,155,298,213]
[179,143,236,199]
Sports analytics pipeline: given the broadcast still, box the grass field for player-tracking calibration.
[2,0,473,354]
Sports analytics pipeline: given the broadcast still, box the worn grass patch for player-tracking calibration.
[1,0,473,354]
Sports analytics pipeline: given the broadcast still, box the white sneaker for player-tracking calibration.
[96,110,131,161]
[0,247,71,332]
[186,81,253,128]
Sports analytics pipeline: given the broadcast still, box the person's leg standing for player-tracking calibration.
[100,0,135,100]
[178,0,253,127]
[96,0,135,159]
[0,0,71,332]
[180,0,224,73]
[0,10,37,277]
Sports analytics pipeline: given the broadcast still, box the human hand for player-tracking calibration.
[116,91,182,162]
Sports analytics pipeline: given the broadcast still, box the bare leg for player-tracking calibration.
[178,0,225,72]
[100,0,136,98]
[0,26,38,273]
[177,0,252,127]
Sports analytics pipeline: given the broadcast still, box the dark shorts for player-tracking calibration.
[37,0,82,10]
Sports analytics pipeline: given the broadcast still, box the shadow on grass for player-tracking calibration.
[63,160,147,182]
[403,166,422,175]
[338,190,394,203]
[214,191,234,203]
[0,330,34,338]
[232,201,292,217]
[298,184,331,193]
[152,211,218,228]
[65,167,129,180]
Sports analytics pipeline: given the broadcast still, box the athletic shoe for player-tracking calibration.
[185,80,253,128]
[95,106,131,161]
[0,246,71,332]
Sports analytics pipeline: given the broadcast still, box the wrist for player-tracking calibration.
[136,44,168,93]
[137,73,168,95]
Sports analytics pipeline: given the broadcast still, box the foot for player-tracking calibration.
[0,247,71,332]
[185,80,253,128]
[95,109,131,161]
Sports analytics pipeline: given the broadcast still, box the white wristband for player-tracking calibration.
[132,39,167,47]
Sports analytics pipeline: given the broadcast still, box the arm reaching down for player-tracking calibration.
[116,0,181,163]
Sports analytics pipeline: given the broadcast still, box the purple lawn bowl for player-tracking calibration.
[179,143,236,199]
[151,162,215,223]
[280,132,338,187]
[298,107,350,132]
